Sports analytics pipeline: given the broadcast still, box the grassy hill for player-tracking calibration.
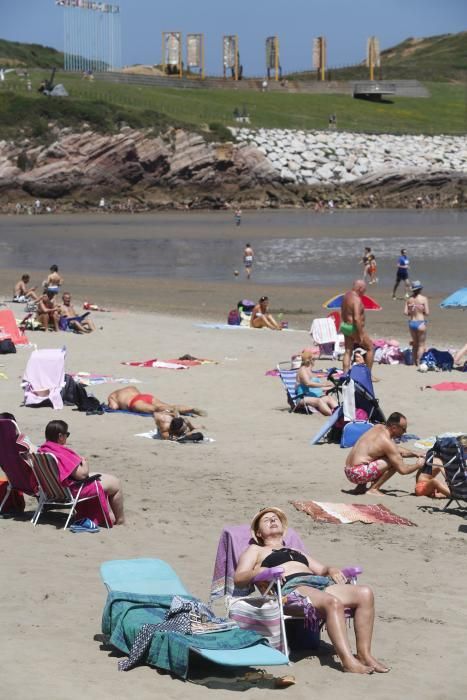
[1,76,464,138]
[0,35,465,138]
[288,32,467,82]
[0,38,63,68]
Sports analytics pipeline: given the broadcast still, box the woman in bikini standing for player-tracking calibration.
[404,281,429,366]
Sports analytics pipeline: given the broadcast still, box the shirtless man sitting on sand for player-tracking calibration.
[60,292,96,333]
[107,386,207,418]
[345,412,425,495]
[340,280,373,373]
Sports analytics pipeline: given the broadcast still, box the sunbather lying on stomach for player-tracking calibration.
[345,412,425,495]
[106,386,207,418]
[235,507,390,674]
[155,414,203,441]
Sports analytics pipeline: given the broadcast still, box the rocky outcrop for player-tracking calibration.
[0,126,465,210]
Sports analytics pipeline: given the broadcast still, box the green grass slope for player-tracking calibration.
[0,38,64,68]
[288,32,467,82]
[3,71,464,137]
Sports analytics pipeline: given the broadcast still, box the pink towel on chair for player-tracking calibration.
[38,441,112,527]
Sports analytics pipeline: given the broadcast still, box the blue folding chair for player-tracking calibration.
[277,363,316,415]
[100,558,289,670]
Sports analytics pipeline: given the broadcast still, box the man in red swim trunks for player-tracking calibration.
[345,412,425,495]
[106,386,206,418]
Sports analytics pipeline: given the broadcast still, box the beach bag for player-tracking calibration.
[420,349,454,371]
[0,339,16,354]
[0,479,25,512]
[340,421,373,448]
[227,595,282,650]
[227,309,241,326]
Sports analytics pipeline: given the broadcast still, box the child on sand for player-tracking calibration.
[415,461,450,498]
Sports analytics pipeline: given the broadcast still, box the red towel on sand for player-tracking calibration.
[429,382,467,391]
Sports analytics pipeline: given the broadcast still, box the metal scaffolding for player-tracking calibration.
[56,1,122,72]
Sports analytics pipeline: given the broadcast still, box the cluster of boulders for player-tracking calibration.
[232,128,467,185]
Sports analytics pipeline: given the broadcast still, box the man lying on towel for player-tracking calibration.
[107,386,207,420]
[344,412,425,495]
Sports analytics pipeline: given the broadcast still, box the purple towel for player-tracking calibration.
[210,524,306,602]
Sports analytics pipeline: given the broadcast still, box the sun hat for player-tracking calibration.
[352,347,367,357]
[411,280,423,291]
[251,507,288,541]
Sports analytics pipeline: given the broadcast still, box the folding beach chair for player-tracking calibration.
[22,347,66,409]
[0,418,39,518]
[310,364,385,445]
[424,436,467,513]
[277,362,316,414]
[29,452,111,529]
[100,558,288,674]
[309,317,344,360]
[210,524,361,663]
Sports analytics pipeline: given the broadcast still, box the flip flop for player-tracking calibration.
[70,517,100,533]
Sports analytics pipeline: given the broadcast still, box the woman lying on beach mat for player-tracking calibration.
[235,507,390,675]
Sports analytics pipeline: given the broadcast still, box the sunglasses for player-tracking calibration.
[60,431,70,438]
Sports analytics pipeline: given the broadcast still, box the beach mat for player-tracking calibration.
[135,429,215,443]
[71,372,142,386]
[424,382,467,391]
[194,323,303,333]
[291,500,417,526]
[0,309,29,345]
[413,432,463,451]
[122,358,189,369]
[103,406,152,417]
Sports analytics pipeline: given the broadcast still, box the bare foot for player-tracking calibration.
[367,487,384,495]
[192,408,208,417]
[343,658,374,674]
[357,655,390,673]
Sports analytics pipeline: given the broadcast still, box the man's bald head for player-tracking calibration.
[352,279,366,295]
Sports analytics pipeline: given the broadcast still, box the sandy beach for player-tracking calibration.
[1,299,466,699]
[1,211,467,698]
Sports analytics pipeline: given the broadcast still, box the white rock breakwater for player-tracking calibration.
[232,128,467,185]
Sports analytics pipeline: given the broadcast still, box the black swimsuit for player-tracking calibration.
[261,547,309,568]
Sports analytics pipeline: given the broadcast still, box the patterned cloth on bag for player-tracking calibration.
[118,596,237,671]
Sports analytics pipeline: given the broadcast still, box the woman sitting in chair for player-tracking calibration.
[235,507,389,674]
[295,350,338,416]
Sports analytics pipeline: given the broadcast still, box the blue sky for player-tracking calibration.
[1,0,466,74]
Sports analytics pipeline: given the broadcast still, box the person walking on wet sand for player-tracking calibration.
[250,296,282,330]
[234,208,242,226]
[340,280,373,373]
[392,249,411,299]
[243,243,254,279]
[345,412,425,495]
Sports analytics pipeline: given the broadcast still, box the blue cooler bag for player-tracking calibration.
[340,421,373,448]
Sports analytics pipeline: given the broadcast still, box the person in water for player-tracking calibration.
[235,507,390,674]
